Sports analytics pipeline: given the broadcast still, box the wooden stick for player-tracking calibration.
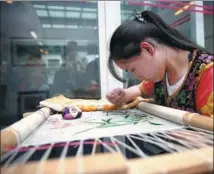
[138,102,213,131]
[0,108,51,154]
[1,129,18,155]
[1,153,128,174]
[183,113,213,131]
[128,147,213,174]
[1,147,212,174]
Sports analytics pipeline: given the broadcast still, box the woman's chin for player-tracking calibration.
[154,76,164,82]
[144,77,155,82]
[136,76,143,81]
[136,76,157,82]
[145,77,158,83]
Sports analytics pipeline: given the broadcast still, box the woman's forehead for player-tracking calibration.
[116,60,128,64]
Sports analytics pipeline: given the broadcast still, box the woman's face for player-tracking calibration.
[116,42,167,82]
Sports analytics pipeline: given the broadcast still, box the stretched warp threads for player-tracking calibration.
[1,108,51,154]
[1,100,212,155]
[138,102,213,131]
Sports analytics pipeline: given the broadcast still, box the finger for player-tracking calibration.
[115,97,125,105]
[113,88,123,95]
[106,92,116,99]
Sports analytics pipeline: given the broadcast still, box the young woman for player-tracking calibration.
[106,11,213,118]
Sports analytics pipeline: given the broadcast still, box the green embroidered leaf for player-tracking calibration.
[147,116,162,125]
[101,118,112,124]
[124,114,130,119]
[77,110,164,136]
[99,122,131,128]
[107,118,112,123]
[148,121,163,125]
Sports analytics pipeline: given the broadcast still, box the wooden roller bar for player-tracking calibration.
[1,147,213,174]
[138,102,213,131]
[1,107,51,155]
[1,101,213,154]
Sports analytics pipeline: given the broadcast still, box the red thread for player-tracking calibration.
[172,16,190,28]
[170,15,190,28]
[170,14,190,27]
[127,1,214,15]
[157,0,214,10]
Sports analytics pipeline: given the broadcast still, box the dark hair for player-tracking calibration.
[108,10,207,82]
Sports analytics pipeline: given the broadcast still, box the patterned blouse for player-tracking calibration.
[140,50,213,118]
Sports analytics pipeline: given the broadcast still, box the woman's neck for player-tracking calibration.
[165,48,191,86]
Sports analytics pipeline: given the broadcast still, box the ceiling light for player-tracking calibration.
[83,8,97,12]
[66,7,81,11]
[82,12,97,19]
[48,6,64,10]
[53,25,65,28]
[36,10,48,17]
[30,31,37,39]
[49,11,65,18]
[67,25,78,29]
[42,24,51,28]
[66,11,80,18]
[33,5,46,9]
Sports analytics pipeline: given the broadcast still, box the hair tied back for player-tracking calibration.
[133,10,147,23]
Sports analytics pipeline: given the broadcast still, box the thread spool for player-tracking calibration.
[62,105,82,120]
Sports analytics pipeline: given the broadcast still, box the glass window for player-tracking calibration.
[0,1,101,127]
[36,10,48,17]
[204,1,214,53]
[121,1,214,87]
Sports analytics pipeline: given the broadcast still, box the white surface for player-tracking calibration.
[105,1,123,92]
[190,1,205,47]
[98,1,123,99]
[21,109,182,147]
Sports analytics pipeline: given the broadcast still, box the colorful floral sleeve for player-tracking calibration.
[139,80,155,97]
[196,63,213,118]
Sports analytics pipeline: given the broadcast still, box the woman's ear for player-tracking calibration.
[140,42,155,56]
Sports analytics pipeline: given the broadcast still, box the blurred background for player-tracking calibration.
[0,0,213,128]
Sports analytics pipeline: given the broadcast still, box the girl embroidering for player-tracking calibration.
[106,11,213,118]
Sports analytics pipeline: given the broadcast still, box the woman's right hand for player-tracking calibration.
[106,88,126,106]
